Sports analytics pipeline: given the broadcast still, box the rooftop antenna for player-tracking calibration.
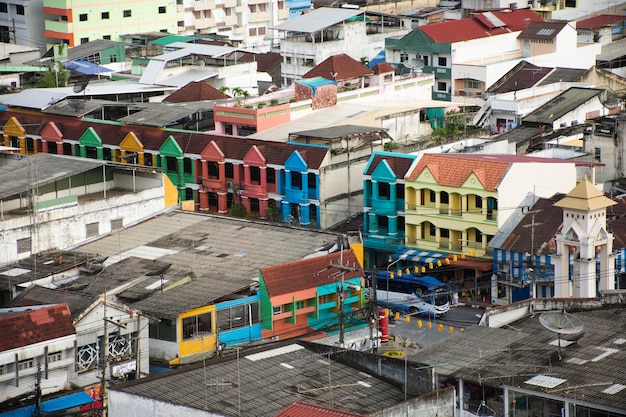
[539,310,584,360]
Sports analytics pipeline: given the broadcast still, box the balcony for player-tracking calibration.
[432,90,451,101]
[45,20,71,33]
[371,197,396,214]
[44,0,71,8]
[424,65,451,79]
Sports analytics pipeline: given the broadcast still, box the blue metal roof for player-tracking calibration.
[0,391,95,417]
[64,59,114,76]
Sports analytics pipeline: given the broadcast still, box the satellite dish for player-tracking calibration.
[67,99,86,111]
[402,58,424,77]
[539,310,584,360]
[73,75,90,94]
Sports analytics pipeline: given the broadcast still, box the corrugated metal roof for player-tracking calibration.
[0,89,69,110]
[72,212,344,318]
[272,7,363,33]
[111,341,407,416]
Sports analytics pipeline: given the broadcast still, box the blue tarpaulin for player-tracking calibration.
[64,59,114,76]
[296,76,336,95]
[369,50,385,68]
[0,391,95,417]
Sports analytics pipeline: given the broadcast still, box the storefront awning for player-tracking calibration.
[392,248,450,264]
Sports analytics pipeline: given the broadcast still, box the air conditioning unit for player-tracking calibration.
[497,261,511,273]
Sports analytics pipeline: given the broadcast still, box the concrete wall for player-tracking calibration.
[371,387,456,417]
[496,162,576,228]
[109,390,223,417]
[0,175,166,265]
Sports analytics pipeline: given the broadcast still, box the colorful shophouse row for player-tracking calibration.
[259,249,365,341]
[0,110,331,228]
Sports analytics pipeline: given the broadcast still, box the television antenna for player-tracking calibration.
[539,310,584,360]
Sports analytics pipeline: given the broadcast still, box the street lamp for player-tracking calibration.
[386,257,403,313]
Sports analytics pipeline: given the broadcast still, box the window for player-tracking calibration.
[292,173,302,189]
[286,57,292,64]
[48,351,62,363]
[15,4,24,15]
[101,11,109,19]
[272,305,282,315]
[429,190,436,203]
[250,166,260,183]
[103,35,111,40]
[111,218,123,231]
[440,228,450,238]
[225,163,234,179]
[0,3,7,13]
[158,6,166,13]
[123,9,131,17]
[17,237,31,254]
[80,37,89,44]
[595,147,601,162]
[79,13,88,21]
[217,302,260,331]
[475,195,483,209]
[0,364,4,375]
[182,312,212,340]
[183,158,193,174]
[438,56,447,66]
[267,168,276,184]
[464,79,480,89]
[440,191,449,204]
[166,156,178,172]
[420,54,429,66]
[295,300,305,309]
[437,81,446,92]
[18,359,34,371]
[86,222,99,238]
[378,182,390,199]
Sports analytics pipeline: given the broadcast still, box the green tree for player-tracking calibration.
[264,206,280,222]
[37,66,69,88]
[229,202,247,218]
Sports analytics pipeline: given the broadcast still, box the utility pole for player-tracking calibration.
[331,261,362,349]
[522,210,542,300]
[101,296,109,417]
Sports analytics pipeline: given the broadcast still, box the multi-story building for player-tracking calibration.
[362,151,418,268]
[0,0,47,47]
[0,304,76,403]
[385,9,600,100]
[43,0,179,47]
[403,153,579,284]
[259,249,365,342]
[274,7,410,86]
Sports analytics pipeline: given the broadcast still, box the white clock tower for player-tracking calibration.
[553,177,616,298]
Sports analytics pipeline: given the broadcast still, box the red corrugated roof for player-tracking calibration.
[576,14,626,29]
[0,110,329,169]
[163,81,229,102]
[406,153,571,189]
[261,250,361,297]
[274,401,368,417]
[420,9,542,43]
[303,54,373,81]
[0,304,74,352]
[371,62,395,75]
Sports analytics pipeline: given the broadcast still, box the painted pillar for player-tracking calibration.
[42,140,49,153]
[56,142,64,155]
[301,172,308,201]
[388,215,398,240]
[260,166,267,191]
[300,203,310,226]
[218,162,228,213]
[198,189,209,211]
